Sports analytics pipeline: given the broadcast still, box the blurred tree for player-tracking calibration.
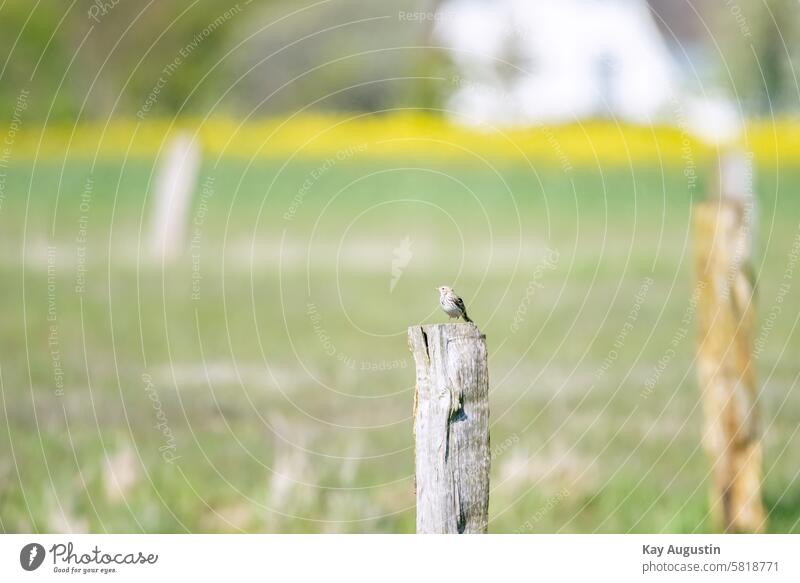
[0,0,254,120]
[226,0,451,115]
[0,0,452,121]
[715,0,800,114]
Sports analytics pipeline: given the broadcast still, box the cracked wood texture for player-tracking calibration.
[694,197,765,533]
[408,323,490,534]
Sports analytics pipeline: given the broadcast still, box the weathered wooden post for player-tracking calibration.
[693,150,765,532]
[149,131,201,261]
[408,323,490,533]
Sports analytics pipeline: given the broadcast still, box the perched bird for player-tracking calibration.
[437,286,474,324]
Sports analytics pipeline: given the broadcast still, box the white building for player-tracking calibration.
[436,0,739,142]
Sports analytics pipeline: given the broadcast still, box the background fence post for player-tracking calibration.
[693,150,765,532]
[408,323,490,534]
[149,131,201,261]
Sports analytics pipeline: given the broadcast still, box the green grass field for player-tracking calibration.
[1,155,799,533]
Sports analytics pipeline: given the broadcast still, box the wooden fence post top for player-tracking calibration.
[408,323,485,355]
[408,322,484,335]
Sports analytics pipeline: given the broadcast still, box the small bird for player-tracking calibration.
[437,286,474,324]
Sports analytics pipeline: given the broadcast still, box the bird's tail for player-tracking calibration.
[462,312,473,324]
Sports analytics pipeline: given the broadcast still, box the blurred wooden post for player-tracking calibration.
[693,151,765,532]
[408,323,490,534]
[150,132,201,261]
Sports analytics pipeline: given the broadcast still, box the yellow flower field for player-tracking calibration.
[3,114,800,165]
